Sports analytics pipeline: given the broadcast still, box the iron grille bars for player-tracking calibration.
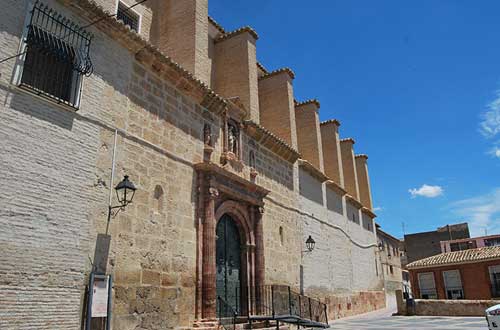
[18,1,94,108]
[117,2,139,32]
[27,0,93,75]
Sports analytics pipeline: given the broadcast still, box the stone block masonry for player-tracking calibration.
[0,0,385,328]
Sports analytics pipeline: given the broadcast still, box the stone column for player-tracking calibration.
[202,187,218,319]
[254,206,265,313]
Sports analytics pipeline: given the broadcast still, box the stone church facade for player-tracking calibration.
[0,0,384,329]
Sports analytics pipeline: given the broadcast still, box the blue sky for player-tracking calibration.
[210,0,500,238]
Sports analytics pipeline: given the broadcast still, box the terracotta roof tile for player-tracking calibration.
[295,99,320,109]
[407,246,500,269]
[340,138,355,144]
[320,119,341,126]
[208,16,225,34]
[259,67,295,80]
[215,26,259,42]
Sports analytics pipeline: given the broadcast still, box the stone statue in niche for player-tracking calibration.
[203,123,211,146]
[228,123,238,155]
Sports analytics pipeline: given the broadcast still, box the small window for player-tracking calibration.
[279,226,284,246]
[389,265,394,275]
[443,270,464,299]
[117,2,140,32]
[15,2,93,108]
[418,272,437,299]
[489,265,500,298]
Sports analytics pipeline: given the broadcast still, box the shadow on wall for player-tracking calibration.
[92,233,111,274]
[299,169,323,205]
[326,188,343,215]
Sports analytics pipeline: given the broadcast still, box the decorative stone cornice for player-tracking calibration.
[340,137,355,144]
[345,194,363,209]
[325,180,347,195]
[215,26,259,43]
[258,67,295,80]
[361,207,376,218]
[244,121,301,163]
[355,154,368,160]
[298,159,329,183]
[295,99,320,109]
[194,162,270,205]
[320,119,341,127]
[208,16,225,34]
[57,0,228,115]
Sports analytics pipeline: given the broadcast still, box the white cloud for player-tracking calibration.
[409,184,444,198]
[480,91,500,138]
[449,189,500,237]
[488,146,500,158]
[373,206,383,212]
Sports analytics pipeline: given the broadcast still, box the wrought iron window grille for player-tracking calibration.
[117,2,140,32]
[18,1,93,108]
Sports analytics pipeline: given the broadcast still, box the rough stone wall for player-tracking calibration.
[411,299,499,317]
[0,1,132,328]
[244,136,301,287]
[104,60,225,329]
[326,291,385,320]
[0,1,219,328]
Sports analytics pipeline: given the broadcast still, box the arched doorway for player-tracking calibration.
[216,214,242,315]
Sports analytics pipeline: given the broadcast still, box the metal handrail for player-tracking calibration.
[218,297,237,330]
[248,285,328,327]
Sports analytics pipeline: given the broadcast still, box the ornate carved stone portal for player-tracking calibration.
[195,162,269,319]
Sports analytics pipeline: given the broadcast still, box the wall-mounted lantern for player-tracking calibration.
[107,175,136,224]
[305,235,316,253]
[114,175,136,208]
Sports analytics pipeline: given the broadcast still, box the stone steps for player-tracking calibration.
[192,319,290,330]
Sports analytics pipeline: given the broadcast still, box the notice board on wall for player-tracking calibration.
[91,276,109,318]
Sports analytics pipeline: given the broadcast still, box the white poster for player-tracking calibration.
[91,277,109,318]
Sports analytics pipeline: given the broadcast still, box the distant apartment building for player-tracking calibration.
[376,226,404,308]
[403,223,470,264]
[441,234,500,253]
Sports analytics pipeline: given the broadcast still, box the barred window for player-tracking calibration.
[15,1,93,108]
[117,2,140,32]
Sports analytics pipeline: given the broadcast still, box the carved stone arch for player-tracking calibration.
[215,200,254,246]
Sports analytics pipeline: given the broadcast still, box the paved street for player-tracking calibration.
[329,309,487,329]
